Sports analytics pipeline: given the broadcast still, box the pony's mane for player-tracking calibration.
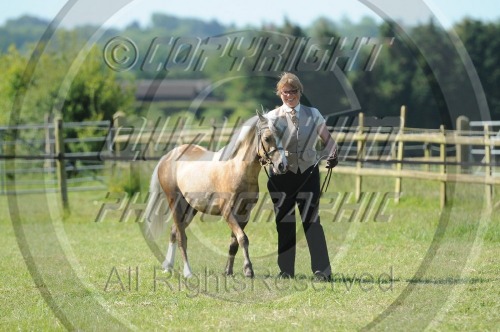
[234,116,260,146]
[218,116,257,160]
[218,114,274,161]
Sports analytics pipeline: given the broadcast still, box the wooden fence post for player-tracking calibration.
[395,105,406,203]
[54,116,69,212]
[44,113,54,170]
[356,112,365,201]
[113,111,126,158]
[209,118,217,151]
[456,115,470,173]
[0,133,4,194]
[484,124,493,208]
[424,142,431,172]
[440,125,447,209]
[111,111,126,179]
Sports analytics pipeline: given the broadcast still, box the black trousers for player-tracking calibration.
[267,165,331,276]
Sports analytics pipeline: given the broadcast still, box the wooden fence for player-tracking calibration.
[1,108,498,211]
[110,107,498,208]
[331,107,499,208]
[0,116,110,211]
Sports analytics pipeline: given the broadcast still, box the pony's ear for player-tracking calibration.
[256,109,267,122]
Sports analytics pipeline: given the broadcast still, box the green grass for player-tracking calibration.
[1,172,498,331]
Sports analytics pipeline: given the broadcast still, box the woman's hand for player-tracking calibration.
[326,155,338,169]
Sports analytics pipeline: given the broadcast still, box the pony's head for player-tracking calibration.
[257,111,288,174]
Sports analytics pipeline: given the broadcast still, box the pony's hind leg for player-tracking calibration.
[162,225,177,272]
[172,196,197,278]
[176,221,193,278]
[163,193,197,278]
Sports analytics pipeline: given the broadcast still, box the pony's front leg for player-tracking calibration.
[225,214,254,278]
[225,220,250,276]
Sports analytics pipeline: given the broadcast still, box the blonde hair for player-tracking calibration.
[275,72,303,96]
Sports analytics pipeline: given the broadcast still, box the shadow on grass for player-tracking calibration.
[404,277,498,285]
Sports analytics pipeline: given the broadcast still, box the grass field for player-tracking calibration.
[1,170,498,331]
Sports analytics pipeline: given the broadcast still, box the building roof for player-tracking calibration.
[134,79,216,101]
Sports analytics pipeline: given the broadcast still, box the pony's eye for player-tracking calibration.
[264,136,271,143]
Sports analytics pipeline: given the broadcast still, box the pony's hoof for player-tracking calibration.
[162,262,173,273]
[244,268,254,278]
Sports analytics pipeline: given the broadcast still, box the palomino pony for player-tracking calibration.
[145,112,288,278]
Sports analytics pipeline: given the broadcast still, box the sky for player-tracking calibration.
[0,0,499,30]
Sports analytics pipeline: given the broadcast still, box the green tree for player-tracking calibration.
[407,20,456,128]
[0,15,49,52]
[455,19,500,120]
[350,20,453,129]
[61,46,134,123]
[1,36,134,156]
[349,21,413,121]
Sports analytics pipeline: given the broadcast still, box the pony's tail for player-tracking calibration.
[143,162,168,241]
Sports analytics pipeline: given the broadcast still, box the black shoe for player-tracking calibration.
[277,271,294,279]
[313,271,332,282]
